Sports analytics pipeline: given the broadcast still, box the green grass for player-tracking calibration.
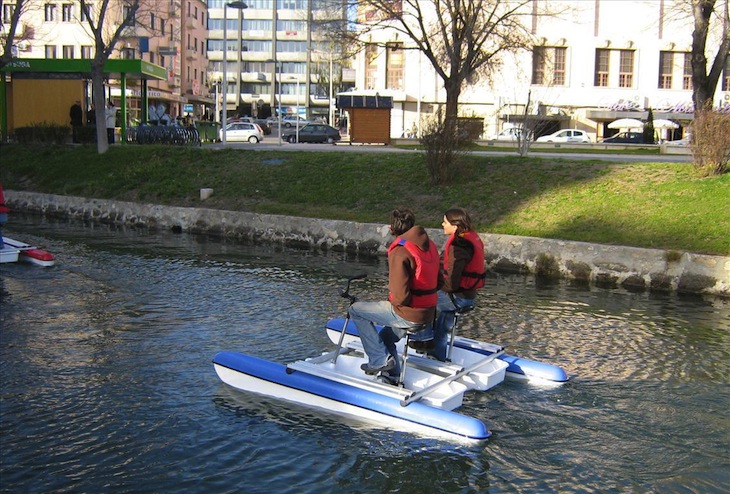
[1,144,727,255]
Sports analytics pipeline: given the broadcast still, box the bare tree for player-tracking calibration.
[341,0,535,123]
[0,0,29,69]
[80,0,140,153]
[332,0,538,182]
[690,0,730,112]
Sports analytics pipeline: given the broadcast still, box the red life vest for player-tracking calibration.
[388,237,440,308]
[443,230,486,290]
[0,183,8,215]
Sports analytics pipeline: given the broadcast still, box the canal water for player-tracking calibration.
[1,214,728,493]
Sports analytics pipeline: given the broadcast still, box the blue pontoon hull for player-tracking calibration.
[213,351,491,440]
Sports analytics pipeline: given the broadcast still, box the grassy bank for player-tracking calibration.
[1,144,728,255]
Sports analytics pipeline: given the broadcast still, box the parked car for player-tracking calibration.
[536,129,591,143]
[600,131,645,144]
[282,115,313,128]
[253,118,272,135]
[669,133,692,146]
[490,127,533,141]
[219,121,264,143]
[282,124,341,144]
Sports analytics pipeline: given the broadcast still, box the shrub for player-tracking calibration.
[14,122,69,145]
[419,109,473,185]
[690,111,730,176]
[78,125,97,144]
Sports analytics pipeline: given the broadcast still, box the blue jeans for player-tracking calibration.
[411,291,475,361]
[348,300,426,376]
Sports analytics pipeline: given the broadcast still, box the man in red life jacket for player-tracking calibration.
[348,207,440,379]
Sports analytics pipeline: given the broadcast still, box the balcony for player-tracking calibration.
[169,0,181,17]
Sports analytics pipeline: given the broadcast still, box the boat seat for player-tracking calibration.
[446,304,474,361]
[397,322,431,386]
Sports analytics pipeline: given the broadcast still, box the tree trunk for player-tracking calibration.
[90,62,109,154]
[691,0,713,111]
[443,79,461,137]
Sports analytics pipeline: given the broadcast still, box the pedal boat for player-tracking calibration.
[1,237,56,267]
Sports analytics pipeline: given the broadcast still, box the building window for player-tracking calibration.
[594,49,609,87]
[63,45,74,58]
[683,52,692,90]
[276,40,307,53]
[619,50,634,88]
[45,45,57,58]
[122,5,136,25]
[386,42,404,90]
[532,46,566,86]
[242,40,272,52]
[277,0,307,9]
[365,43,378,90]
[44,4,56,21]
[3,4,16,23]
[62,3,73,21]
[80,3,91,22]
[723,55,730,91]
[123,47,135,59]
[659,51,673,89]
[81,45,93,58]
[150,13,155,30]
[553,47,566,85]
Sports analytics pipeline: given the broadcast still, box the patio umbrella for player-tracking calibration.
[608,118,644,129]
[651,119,679,129]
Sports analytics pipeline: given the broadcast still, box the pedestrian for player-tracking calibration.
[70,100,83,143]
[347,207,440,383]
[87,103,96,125]
[105,101,117,144]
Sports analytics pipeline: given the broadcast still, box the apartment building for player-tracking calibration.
[351,0,730,140]
[206,0,353,123]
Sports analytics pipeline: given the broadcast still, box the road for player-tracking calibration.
[210,129,694,164]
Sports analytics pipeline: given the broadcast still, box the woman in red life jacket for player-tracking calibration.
[348,207,439,381]
[410,208,486,360]
[0,183,9,249]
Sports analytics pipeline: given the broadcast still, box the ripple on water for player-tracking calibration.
[2,216,729,494]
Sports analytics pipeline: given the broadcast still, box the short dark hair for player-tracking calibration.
[390,207,415,236]
[444,207,472,235]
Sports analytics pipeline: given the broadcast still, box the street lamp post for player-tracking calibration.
[295,78,299,143]
[268,59,282,145]
[277,64,282,145]
[222,1,247,145]
[289,76,300,143]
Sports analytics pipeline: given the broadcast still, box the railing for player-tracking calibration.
[125,125,202,146]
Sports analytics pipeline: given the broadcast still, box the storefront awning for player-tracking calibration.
[2,58,167,80]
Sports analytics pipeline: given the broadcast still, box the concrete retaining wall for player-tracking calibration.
[6,190,729,298]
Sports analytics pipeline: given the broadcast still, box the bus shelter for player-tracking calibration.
[0,58,167,142]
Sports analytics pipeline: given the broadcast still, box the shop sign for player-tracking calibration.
[159,47,178,56]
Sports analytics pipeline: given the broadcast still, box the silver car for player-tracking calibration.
[219,122,264,143]
[536,129,591,143]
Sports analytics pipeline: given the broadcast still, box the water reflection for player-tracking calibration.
[1,214,728,494]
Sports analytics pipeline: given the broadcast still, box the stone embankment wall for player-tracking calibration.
[7,190,729,298]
